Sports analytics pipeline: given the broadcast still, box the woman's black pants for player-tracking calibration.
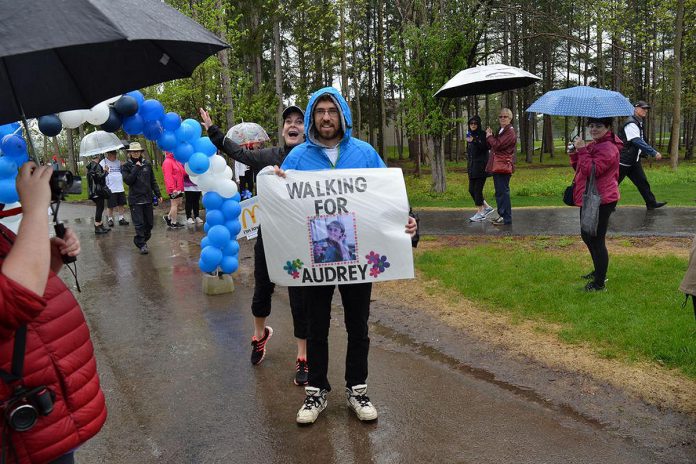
[580,201,617,286]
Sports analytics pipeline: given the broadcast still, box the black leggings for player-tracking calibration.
[93,197,105,223]
[184,191,201,219]
[468,176,486,206]
[580,201,617,286]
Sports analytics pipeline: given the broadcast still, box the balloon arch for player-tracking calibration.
[0,91,240,275]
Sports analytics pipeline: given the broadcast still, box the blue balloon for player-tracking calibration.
[100,108,122,133]
[201,245,223,267]
[114,95,139,117]
[0,157,17,178]
[162,112,181,132]
[182,119,202,140]
[225,219,241,237]
[122,114,144,135]
[125,90,145,106]
[38,115,62,137]
[187,152,210,175]
[199,257,217,274]
[9,153,29,165]
[139,99,165,123]
[0,178,19,204]
[173,141,194,163]
[204,222,210,233]
[202,191,224,210]
[230,192,241,202]
[142,119,164,141]
[174,122,195,142]
[1,135,26,159]
[222,240,239,257]
[220,256,239,274]
[157,131,178,151]
[193,136,217,156]
[221,199,241,220]
[201,236,210,249]
[0,123,20,138]
[205,209,225,226]
[207,224,231,248]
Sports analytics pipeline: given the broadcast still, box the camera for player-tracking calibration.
[4,386,55,432]
[567,142,575,152]
[50,170,82,202]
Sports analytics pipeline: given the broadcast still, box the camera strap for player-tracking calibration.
[0,326,27,385]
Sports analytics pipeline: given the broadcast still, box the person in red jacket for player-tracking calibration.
[569,117,622,292]
[0,163,106,464]
[485,108,517,225]
[162,151,185,228]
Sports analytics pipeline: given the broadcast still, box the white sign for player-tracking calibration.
[237,197,259,240]
[257,168,414,286]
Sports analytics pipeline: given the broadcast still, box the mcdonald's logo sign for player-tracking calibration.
[241,205,259,229]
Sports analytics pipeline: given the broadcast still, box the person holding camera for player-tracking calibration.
[0,163,107,464]
[162,151,185,229]
[86,153,110,235]
[466,115,493,222]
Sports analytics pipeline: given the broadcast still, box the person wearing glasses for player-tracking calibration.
[466,115,493,222]
[485,108,516,225]
[569,117,622,292]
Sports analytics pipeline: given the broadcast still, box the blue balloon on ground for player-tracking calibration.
[187,152,210,175]
[182,119,202,140]
[157,131,177,151]
[162,112,181,132]
[221,199,241,220]
[114,95,139,117]
[205,209,225,226]
[222,240,239,257]
[193,136,217,156]
[125,90,145,106]
[139,99,165,123]
[0,157,17,178]
[122,114,144,135]
[38,115,62,137]
[143,120,164,141]
[0,178,19,203]
[207,224,231,248]
[201,245,223,268]
[202,191,224,210]
[1,135,26,158]
[201,236,210,249]
[199,257,217,274]
[175,122,195,142]
[0,123,20,138]
[225,219,241,237]
[220,256,239,274]
[173,141,194,163]
[100,108,122,133]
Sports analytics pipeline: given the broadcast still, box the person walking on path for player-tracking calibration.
[162,151,185,228]
[569,117,622,292]
[200,105,310,386]
[466,115,493,222]
[183,173,203,225]
[86,153,110,235]
[617,100,666,210]
[100,150,129,227]
[122,141,162,255]
[486,108,516,226]
[273,88,417,425]
[0,163,106,464]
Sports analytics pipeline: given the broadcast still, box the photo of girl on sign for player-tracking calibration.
[310,214,357,264]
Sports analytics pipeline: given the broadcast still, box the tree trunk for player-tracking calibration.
[431,136,446,192]
[216,0,233,127]
[66,129,76,173]
[274,18,283,143]
[339,0,348,98]
[377,0,386,162]
[669,0,684,169]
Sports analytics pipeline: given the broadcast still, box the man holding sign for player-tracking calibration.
[271,87,417,425]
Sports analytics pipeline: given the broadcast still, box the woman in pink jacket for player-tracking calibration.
[162,151,185,228]
[569,117,622,291]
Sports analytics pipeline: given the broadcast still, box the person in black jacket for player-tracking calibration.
[86,153,110,235]
[465,115,493,222]
[121,141,162,255]
[199,106,310,386]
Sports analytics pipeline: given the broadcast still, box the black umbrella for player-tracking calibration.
[0,0,228,126]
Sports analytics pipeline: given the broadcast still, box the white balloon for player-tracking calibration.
[222,165,233,180]
[86,103,109,125]
[209,155,227,174]
[59,110,87,129]
[193,172,216,191]
[184,163,196,177]
[216,179,239,198]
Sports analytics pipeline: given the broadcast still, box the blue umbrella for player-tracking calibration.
[526,86,634,117]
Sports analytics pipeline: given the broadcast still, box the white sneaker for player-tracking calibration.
[469,212,484,222]
[346,384,378,421]
[296,387,328,424]
[186,218,195,225]
[483,206,494,216]
[195,217,204,224]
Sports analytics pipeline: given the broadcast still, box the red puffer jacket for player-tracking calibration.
[569,131,622,206]
[162,152,185,194]
[0,226,106,464]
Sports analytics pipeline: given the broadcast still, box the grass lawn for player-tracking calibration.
[415,238,696,378]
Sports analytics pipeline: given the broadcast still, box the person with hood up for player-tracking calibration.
[569,117,622,292]
[273,87,418,425]
[200,105,311,387]
[465,115,493,221]
[162,151,185,228]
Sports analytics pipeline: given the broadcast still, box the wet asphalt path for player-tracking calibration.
[46,203,693,463]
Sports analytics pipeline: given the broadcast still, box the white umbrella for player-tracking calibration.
[434,64,541,98]
[79,130,124,157]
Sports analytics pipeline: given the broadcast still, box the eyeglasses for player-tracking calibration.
[314,108,339,117]
[498,115,510,119]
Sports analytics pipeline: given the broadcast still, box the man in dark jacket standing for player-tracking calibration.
[122,141,162,254]
[617,100,666,209]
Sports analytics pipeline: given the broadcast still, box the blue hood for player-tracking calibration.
[304,87,353,148]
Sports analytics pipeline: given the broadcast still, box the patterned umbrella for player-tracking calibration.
[526,86,634,118]
[225,122,270,146]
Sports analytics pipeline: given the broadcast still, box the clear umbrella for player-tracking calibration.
[79,131,123,157]
[225,123,270,145]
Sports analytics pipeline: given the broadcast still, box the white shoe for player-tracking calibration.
[297,387,328,424]
[187,217,195,225]
[346,384,378,421]
[469,212,484,222]
[195,217,204,224]
[483,206,494,216]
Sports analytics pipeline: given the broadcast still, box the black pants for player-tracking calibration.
[306,282,372,391]
[184,191,201,219]
[618,162,657,207]
[493,174,512,223]
[580,201,617,286]
[93,197,105,223]
[130,202,154,248]
[239,173,254,193]
[468,176,486,206]
[251,230,308,339]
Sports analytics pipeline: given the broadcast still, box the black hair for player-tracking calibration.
[587,117,613,127]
